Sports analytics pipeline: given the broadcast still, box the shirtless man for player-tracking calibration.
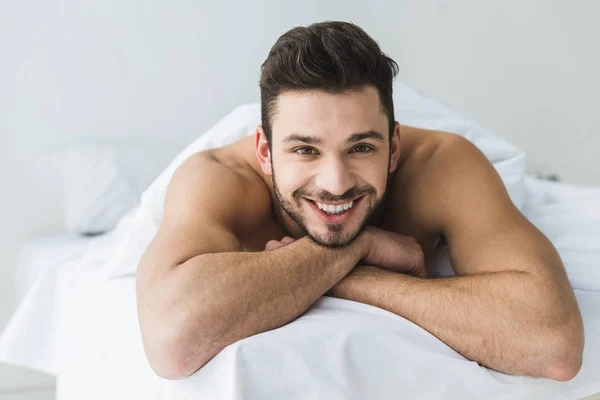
[136,21,584,382]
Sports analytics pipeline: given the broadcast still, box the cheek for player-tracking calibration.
[356,166,389,192]
[350,153,389,177]
[275,164,312,194]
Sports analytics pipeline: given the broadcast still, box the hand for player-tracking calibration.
[359,227,426,278]
[264,236,296,251]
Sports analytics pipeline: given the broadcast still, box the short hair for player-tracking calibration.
[259,21,399,146]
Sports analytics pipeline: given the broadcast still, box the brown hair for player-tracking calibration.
[259,21,399,146]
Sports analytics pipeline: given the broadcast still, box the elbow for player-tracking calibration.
[147,345,197,381]
[544,359,582,382]
[140,313,218,380]
[541,320,585,382]
[137,272,221,380]
[144,332,215,380]
[148,356,193,381]
[543,340,584,382]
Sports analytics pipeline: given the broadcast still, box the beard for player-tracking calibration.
[271,165,389,248]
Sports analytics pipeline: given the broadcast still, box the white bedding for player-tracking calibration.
[14,235,91,304]
[1,86,600,399]
[0,177,598,400]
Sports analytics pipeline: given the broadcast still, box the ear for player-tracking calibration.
[255,125,272,176]
[389,121,401,174]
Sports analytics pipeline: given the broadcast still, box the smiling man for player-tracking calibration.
[136,21,584,381]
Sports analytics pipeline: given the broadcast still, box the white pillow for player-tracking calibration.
[59,139,185,235]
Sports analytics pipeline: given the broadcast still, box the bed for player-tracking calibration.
[2,85,600,399]
[1,175,599,400]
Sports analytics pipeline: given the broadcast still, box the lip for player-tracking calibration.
[305,196,362,224]
[303,197,361,206]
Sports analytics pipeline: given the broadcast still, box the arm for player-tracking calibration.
[328,135,584,381]
[328,265,579,381]
[136,154,366,380]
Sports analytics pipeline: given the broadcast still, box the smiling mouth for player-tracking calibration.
[304,196,363,224]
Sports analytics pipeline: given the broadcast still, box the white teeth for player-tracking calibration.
[315,200,355,214]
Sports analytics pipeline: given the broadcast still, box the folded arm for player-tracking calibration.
[136,155,365,380]
[329,135,583,381]
[327,264,581,381]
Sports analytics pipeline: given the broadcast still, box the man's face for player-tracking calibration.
[267,86,397,247]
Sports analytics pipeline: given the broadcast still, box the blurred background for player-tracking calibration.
[1,1,599,398]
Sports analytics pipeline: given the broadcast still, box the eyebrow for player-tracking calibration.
[346,131,385,144]
[282,134,324,145]
[282,130,385,146]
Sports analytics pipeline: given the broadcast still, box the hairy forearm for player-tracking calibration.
[327,266,583,380]
[140,237,364,378]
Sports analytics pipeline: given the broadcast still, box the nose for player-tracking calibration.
[314,156,355,196]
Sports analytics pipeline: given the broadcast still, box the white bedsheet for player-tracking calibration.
[1,176,599,400]
[14,235,91,304]
[56,277,600,400]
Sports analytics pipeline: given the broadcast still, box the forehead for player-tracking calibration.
[270,86,387,140]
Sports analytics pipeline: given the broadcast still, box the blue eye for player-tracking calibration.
[295,147,317,156]
[351,145,374,153]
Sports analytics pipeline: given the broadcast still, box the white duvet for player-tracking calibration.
[1,83,599,399]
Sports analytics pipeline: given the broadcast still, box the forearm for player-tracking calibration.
[327,266,583,380]
[144,236,364,378]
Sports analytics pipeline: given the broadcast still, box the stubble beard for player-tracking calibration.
[271,161,389,248]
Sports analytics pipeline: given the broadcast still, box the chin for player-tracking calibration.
[307,225,364,249]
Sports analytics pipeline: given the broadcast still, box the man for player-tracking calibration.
[136,21,584,382]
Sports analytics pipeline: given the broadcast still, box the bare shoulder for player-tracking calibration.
[401,129,573,286]
[137,149,272,275]
[384,127,505,251]
[400,129,515,241]
[165,150,272,234]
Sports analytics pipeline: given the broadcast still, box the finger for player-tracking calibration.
[280,236,296,245]
[412,252,427,278]
[265,240,282,251]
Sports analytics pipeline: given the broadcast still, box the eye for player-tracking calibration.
[295,147,318,156]
[351,144,374,153]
